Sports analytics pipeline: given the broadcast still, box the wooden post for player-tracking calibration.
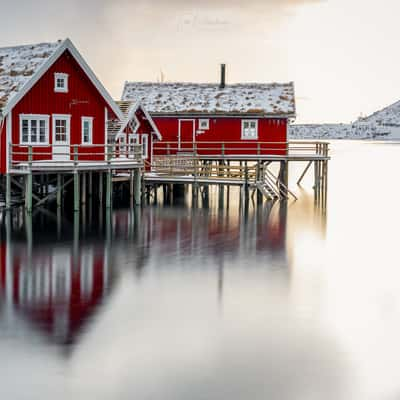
[88,171,93,199]
[99,172,103,204]
[129,170,134,204]
[82,172,86,206]
[25,146,33,212]
[5,173,11,210]
[74,172,80,212]
[106,170,112,209]
[57,174,62,208]
[134,168,141,206]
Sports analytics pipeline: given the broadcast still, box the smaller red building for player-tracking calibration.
[108,100,161,166]
[0,38,123,174]
[121,66,296,157]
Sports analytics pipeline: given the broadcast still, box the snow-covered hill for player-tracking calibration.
[290,100,400,140]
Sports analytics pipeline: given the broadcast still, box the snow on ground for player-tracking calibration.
[290,100,400,140]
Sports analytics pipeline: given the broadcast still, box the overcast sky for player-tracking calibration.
[1,0,399,123]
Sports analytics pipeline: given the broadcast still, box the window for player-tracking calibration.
[52,115,71,145]
[19,115,49,145]
[54,73,69,93]
[142,134,149,159]
[241,120,258,140]
[199,119,209,130]
[81,117,93,145]
[118,135,127,157]
[128,134,139,158]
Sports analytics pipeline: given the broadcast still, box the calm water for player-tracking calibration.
[1,141,400,400]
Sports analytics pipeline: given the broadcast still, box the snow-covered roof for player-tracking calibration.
[108,100,162,141]
[121,82,296,117]
[0,41,61,111]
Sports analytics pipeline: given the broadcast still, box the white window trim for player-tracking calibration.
[199,119,210,130]
[19,114,50,146]
[142,134,149,159]
[128,133,139,159]
[54,73,69,93]
[52,114,71,145]
[81,116,93,145]
[241,119,258,140]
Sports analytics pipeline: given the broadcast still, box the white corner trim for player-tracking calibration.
[3,38,123,121]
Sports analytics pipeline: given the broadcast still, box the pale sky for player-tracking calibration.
[1,0,399,123]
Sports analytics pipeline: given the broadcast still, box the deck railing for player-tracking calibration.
[152,140,329,157]
[9,143,143,170]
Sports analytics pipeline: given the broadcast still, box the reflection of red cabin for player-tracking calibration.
[121,68,296,157]
[0,243,111,344]
[0,38,122,173]
[108,101,161,168]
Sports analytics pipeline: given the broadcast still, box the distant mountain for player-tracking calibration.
[289,100,400,140]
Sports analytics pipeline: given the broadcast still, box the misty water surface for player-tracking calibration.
[0,141,399,400]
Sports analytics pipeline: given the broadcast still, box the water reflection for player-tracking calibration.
[0,185,339,400]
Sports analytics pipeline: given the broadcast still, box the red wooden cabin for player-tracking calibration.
[108,100,161,166]
[0,38,123,174]
[121,66,296,157]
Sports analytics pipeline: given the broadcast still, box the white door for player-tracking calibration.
[53,115,70,161]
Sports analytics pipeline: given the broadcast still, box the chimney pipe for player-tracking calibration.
[220,64,226,89]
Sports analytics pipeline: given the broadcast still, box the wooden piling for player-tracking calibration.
[82,172,86,206]
[5,174,11,210]
[106,170,112,209]
[74,172,80,212]
[57,174,62,208]
[134,169,141,206]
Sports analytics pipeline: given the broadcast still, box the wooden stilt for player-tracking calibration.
[74,172,80,212]
[88,171,93,199]
[99,172,103,204]
[129,170,134,204]
[25,173,32,213]
[5,174,11,210]
[134,169,141,206]
[82,172,86,206]
[106,170,112,209]
[57,174,62,208]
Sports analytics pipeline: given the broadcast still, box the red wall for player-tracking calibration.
[152,116,288,156]
[3,50,115,174]
[120,107,156,167]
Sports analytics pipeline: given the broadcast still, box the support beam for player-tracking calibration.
[82,172,87,206]
[5,174,11,210]
[297,160,313,186]
[25,173,32,213]
[134,169,141,206]
[106,170,112,209]
[88,171,93,198]
[57,174,62,208]
[74,172,80,212]
[99,172,103,204]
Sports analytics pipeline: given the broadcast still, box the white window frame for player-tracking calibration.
[118,135,127,157]
[142,134,149,159]
[81,116,93,145]
[241,119,258,140]
[128,133,139,158]
[199,119,210,130]
[52,114,71,145]
[54,73,69,93]
[19,114,50,145]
